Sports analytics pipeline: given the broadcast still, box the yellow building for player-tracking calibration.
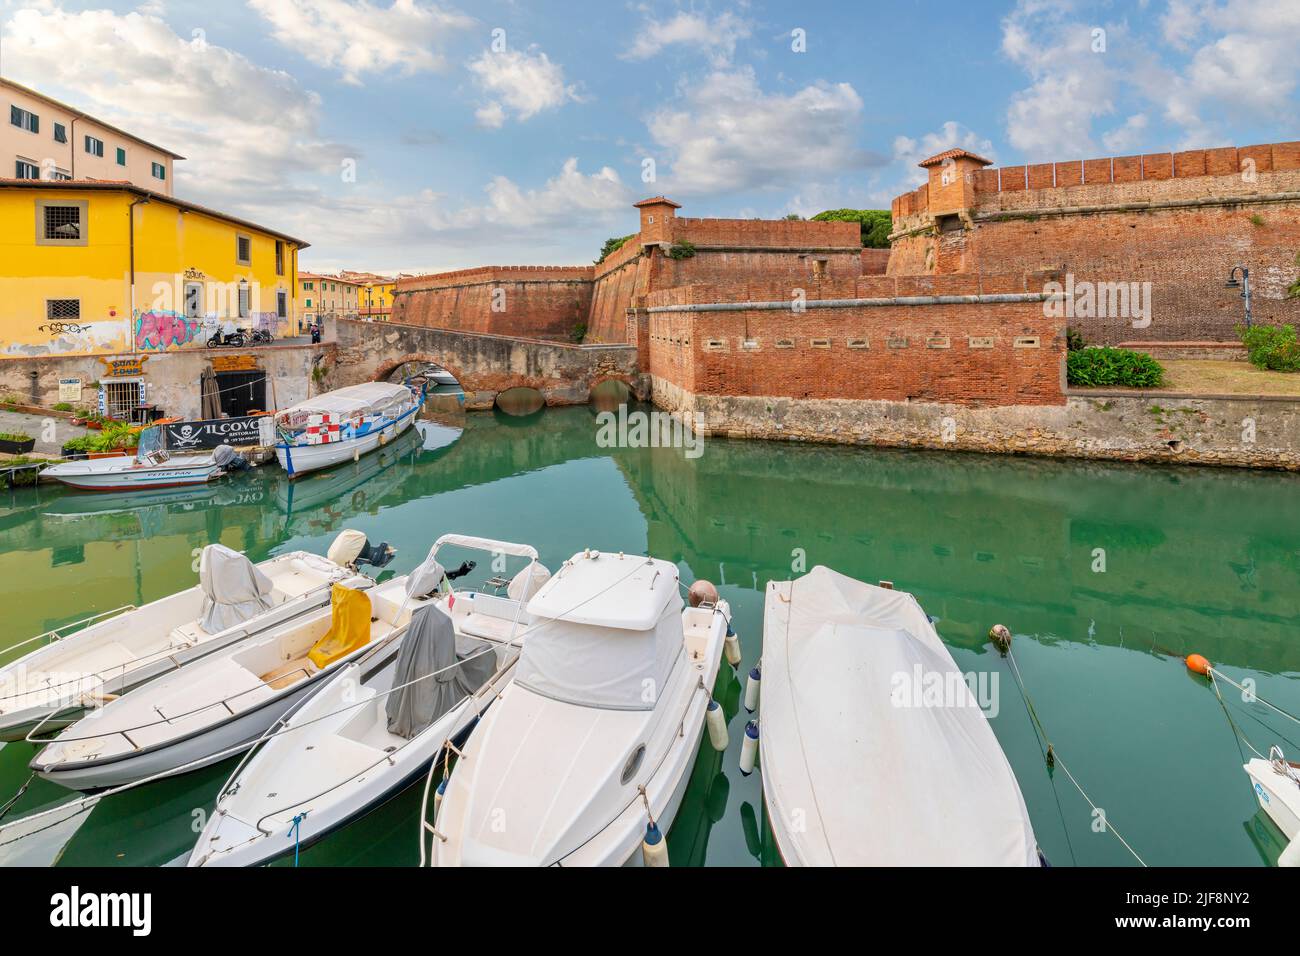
[0,180,307,359]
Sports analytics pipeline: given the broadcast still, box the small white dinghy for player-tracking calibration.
[41,427,231,491]
[759,566,1040,866]
[1244,747,1300,867]
[0,531,382,741]
[189,535,545,867]
[430,549,731,867]
[30,571,431,792]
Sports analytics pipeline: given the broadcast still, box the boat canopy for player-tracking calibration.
[277,382,412,426]
[761,566,1039,866]
[515,553,684,710]
[198,544,274,634]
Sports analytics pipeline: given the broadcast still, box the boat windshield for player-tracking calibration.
[136,425,165,460]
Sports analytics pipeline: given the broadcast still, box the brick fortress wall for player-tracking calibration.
[889,141,1300,344]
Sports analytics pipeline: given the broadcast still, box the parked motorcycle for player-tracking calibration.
[250,328,273,345]
[206,329,246,348]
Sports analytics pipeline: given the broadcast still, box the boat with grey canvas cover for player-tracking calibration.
[189,535,544,867]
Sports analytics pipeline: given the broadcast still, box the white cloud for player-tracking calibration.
[1102,113,1150,153]
[646,67,875,195]
[248,0,475,84]
[1000,1,1117,160]
[622,11,752,65]
[467,46,579,125]
[0,6,628,271]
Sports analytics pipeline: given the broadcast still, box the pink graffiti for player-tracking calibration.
[135,310,200,350]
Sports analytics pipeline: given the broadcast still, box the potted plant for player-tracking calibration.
[86,421,142,458]
[61,435,96,460]
[0,432,36,454]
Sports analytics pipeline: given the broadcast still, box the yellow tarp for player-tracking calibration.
[308,584,373,670]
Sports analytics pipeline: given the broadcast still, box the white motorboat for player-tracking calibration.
[758,566,1041,866]
[189,535,546,867]
[420,365,459,387]
[30,571,432,792]
[430,549,731,867]
[0,530,385,741]
[275,382,424,479]
[1245,747,1300,866]
[41,426,230,492]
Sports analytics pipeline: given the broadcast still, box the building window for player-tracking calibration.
[184,281,203,319]
[305,298,313,308]
[103,381,137,421]
[46,167,71,182]
[36,200,87,245]
[10,105,39,133]
[151,162,166,181]
[275,240,284,276]
[236,234,251,265]
[85,135,104,157]
[238,282,250,318]
[53,122,67,144]
[277,290,288,319]
[116,147,127,166]
[15,159,40,180]
[46,299,80,320]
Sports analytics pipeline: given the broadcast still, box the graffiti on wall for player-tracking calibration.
[3,319,127,357]
[135,310,201,351]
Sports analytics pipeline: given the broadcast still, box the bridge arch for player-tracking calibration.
[371,353,468,389]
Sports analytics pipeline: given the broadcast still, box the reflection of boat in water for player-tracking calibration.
[275,426,424,521]
[414,419,462,452]
[42,483,223,518]
[1244,805,1292,867]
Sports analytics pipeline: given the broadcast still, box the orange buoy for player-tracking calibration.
[1186,653,1211,676]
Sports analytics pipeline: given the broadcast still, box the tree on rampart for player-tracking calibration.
[811,209,892,248]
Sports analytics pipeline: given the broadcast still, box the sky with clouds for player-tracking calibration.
[1,0,1297,273]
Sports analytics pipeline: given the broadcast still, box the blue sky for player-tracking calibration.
[2,0,1297,272]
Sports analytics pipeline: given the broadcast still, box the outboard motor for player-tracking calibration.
[445,560,476,581]
[212,444,249,471]
[327,529,396,569]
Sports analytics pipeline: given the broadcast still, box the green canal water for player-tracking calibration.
[1,402,1297,867]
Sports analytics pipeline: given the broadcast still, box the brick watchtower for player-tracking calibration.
[633,196,681,246]
[917,147,994,220]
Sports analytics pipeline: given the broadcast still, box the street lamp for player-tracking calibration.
[1225,265,1252,328]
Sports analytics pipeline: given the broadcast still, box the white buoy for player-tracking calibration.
[1281,835,1300,868]
[706,699,729,752]
[642,821,669,867]
[724,623,741,667]
[433,778,447,823]
[744,665,761,713]
[739,720,759,776]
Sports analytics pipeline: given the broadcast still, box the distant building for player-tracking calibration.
[339,271,398,320]
[300,272,362,326]
[1,77,182,195]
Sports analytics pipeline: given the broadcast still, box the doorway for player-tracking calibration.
[214,370,267,417]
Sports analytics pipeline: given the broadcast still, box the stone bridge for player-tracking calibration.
[327,317,645,409]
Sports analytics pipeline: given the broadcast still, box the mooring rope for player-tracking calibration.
[1005,646,1147,867]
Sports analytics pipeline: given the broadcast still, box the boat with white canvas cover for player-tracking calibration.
[429,549,731,867]
[189,535,546,867]
[0,530,387,742]
[758,566,1040,866]
[274,381,424,479]
[1244,747,1300,866]
[40,426,231,492]
[29,568,434,792]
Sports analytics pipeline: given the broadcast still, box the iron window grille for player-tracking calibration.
[46,299,80,320]
[43,205,82,241]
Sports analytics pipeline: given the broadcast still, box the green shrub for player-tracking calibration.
[87,420,141,453]
[1067,347,1165,388]
[595,234,635,264]
[665,240,696,260]
[1240,323,1300,372]
[1066,326,1087,351]
[570,321,587,343]
[0,432,33,443]
[52,402,73,412]
[62,436,95,453]
[810,209,892,248]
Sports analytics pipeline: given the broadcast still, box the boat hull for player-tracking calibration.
[276,403,418,479]
[1245,758,1300,840]
[31,672,329,792]
[42,459,222,491]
